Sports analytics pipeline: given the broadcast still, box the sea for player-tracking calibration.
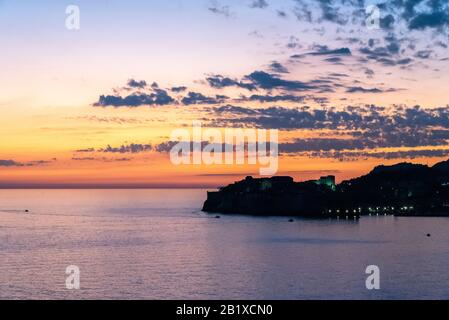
[1,189,449,300]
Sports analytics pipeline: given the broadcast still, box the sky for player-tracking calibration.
[1,0,449,188]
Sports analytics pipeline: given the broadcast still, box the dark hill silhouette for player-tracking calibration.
[433,158,449,175]
[203,159,449,217]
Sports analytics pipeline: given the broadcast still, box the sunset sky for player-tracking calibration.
[1,0,449,188]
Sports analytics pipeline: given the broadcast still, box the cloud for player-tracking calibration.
[76,148,95,153]
[315,0,348,25]
[277,10,288,18]
[364,68,375,78]
[278,138,367,153]
[0,160,23,167]
[0,159,54,167]
[135,101,449,161]
[278,128,449,153]
[206,75,256,91]
[181,92,228,105]
[72,157,96,161]
[112,158,132,162]
[154,141,179,153]
[324,57,343,64]
[70,115,146,125]
[250,0,268,9]
[206,105,449,152]
[209,105,344,129]
[244,71,314,91]
[154,140,266,155]
[415,50,432,59]
[286,35,300,48]
[307,46,352,56]
[380,14,396,29]
[359,46,414,67]
[309,149,449,161]
[127,79,147,89]
[269,61,289,73]
[291,46,352,59]
[291,0,449,33]
[100,143,152,153]
[94,89,175,107]
[72,157,132,162]
[214,104,260,115]
[95,68,399,109]
[210,105,449,135]
[409,12,449,30]
[208,1,232,17]
[346,86,391,93]
[171,86,187,93]
[282,0,449,73]
[248,30,264,38]
[243,94,305,103]
[154,141,232,153]
[153,136,449,161]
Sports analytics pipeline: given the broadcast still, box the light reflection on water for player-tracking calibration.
[0,189,448,300]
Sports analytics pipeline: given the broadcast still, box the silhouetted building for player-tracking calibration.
[315,175,336,191]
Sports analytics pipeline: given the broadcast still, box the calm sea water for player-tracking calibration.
[1,189,449,300]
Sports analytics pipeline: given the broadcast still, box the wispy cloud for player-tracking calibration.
[0,159,55,167]
[208,1,233,18]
